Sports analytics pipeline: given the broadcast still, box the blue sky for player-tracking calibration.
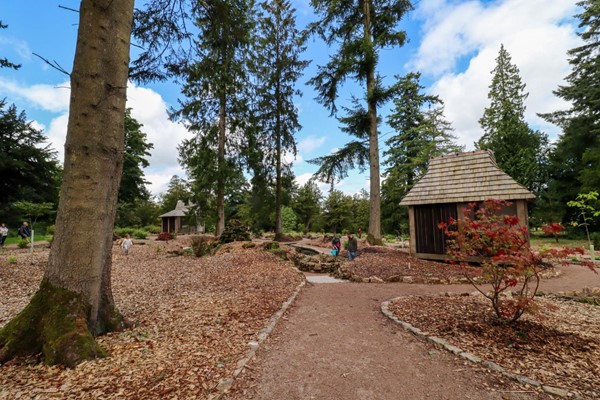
[1,0,582,198]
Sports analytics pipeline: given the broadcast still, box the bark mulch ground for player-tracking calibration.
[0,240,302,400]
[389,295,600,399]
[2,240,598,399]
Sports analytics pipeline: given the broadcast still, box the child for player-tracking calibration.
[121,234,133,256]
[331,235,341,256]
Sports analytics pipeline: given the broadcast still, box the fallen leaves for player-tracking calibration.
[0,239,302,399]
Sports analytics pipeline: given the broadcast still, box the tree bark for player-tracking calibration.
[363,0,383,245]
[217,94,226,237]
[274,83,283,240]
[0,0,133,366]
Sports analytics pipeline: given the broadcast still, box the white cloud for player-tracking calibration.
[298,135,327,154]
[126,84,194,170]
[0,36,32,62]
[0,78,70,112]
[1,78,192,197]
[146,165,188,199]
[412,0,582,147]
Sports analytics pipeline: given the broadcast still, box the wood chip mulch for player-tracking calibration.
[0,240,302,399]
[389,295,600,399]
[339,246,483,282]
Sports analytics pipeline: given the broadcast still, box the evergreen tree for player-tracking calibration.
[307,0,413,245]
[0,21,21,70]
[159,175,192,214]
[540,0,600,221]
[0,100,61,226]
[381,72,462,234]
[251,0,308,240]
[119,109,153,204]
[172,0,254,237]
[115,109,155,227]
[292,180,323,232]
[322,189,352,233]
[0,0,135,366]
[477,44,549,193]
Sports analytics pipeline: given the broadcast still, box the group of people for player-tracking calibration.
[331,231,359,261]
[0,222,31,247]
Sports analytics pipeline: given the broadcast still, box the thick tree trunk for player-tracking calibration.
[363,0,383,245]
[217,95,226,237]
[0,0,133,366]
[274,85,283,240]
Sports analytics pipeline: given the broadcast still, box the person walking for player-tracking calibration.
[331,235,341,256]
[17,222,31,242]
[121,234,133,256]
[347,232,358,261]
[0,223,8,247]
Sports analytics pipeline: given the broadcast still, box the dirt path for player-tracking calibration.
[228,262,598,400]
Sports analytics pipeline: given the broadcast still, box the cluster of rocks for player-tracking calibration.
[287,247,344,273]
[556,287,600,305]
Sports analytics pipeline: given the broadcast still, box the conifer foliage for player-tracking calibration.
[307,0,413,245]
[477,45,549,194]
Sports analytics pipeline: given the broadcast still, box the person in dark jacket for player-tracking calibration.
[18,222,31,242]
[347,232,358,261]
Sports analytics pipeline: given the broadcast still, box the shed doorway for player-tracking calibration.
[414,204,457,255]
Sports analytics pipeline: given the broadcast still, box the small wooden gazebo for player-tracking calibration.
[400,150,535,260]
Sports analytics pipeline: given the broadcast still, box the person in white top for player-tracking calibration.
[121,234,133,256]
[0,223,8,247]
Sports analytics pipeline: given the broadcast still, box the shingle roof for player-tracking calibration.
[159,200,192,218]
[400,150,535,206]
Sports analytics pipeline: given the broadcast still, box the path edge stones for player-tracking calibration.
[381,296,582,400]
[210,269,307,400]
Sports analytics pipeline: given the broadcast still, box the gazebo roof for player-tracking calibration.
[159,200,191,218]
[400,150,535,206]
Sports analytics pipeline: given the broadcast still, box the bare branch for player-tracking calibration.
[58,5,79,13]
[33,53,70,76]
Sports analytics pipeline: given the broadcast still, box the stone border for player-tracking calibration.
[381,297,583,400]
[208,270,307,400]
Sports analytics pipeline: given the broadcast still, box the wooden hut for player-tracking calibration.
[400,150,535,260]
[159,200,204,234]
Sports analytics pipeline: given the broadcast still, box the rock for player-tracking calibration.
[542,386,570,398]
[368,276,384,283]
[403,276,414,284]
[427,277,441,284]
[351,275,363,283]
[387,275,402,283]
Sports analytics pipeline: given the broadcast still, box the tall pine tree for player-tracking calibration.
[307,0,413,245]
[540,0,600,222]
[251,0,308,240]
[173,0,254,236]
[381,72,462,234]
[477,44,549,194]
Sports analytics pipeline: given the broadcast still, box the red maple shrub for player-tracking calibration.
[157,232,173,241]
[541,223,564,242]
[439,199,594,323]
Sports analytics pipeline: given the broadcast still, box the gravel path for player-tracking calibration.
[228,262,598,399]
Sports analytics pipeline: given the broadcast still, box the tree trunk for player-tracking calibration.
[0,0,133,366]
[274,83,283,240]
[217,94,226,237]
[363,0,383,245]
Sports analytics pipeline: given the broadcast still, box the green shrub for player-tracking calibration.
[183,247,194,256]
[592,232,600,248]
[262,241,280,250]
[47,225,56,235]
[191,236,219,257]
[18,240,28,249]
[8,256,17,264]
[220,219,251,244]
[143,225,162,234]
[132,229,148,239]
[114,227,136,237]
